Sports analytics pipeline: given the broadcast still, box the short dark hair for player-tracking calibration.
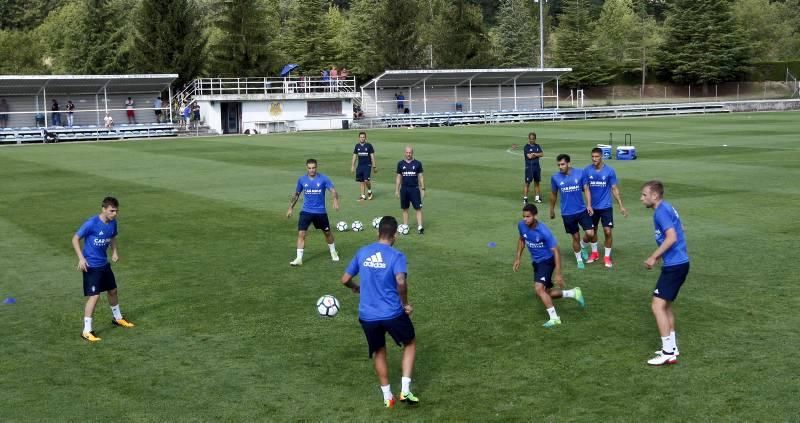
[523,203,538,215]
[642,180,664,197]
[306,159,317,166]
[528,132,536,140]
[378,216,398,239]
[359,131,367,137]
[556,153,571,163]
[102,197,119,208]
[591,147,602,155]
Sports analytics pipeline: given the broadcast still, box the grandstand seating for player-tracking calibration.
[0,123,178,145]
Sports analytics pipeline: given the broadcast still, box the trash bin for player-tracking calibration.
[342,119,349,130]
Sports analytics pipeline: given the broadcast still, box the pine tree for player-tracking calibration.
[553,0,611,87]
[429,0,492,68]
[130,0,207,88]
[374,0,421,70]
[284,0,334,74]
[656,0,749,87]
[208,0,280,77]
[61,0,130,74]
[493,0,536,67]
[344,0,381,76]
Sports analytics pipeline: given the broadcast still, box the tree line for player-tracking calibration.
[0,0,798,90]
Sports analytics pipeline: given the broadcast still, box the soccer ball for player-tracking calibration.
[397,224,410,235]
[351,220,364,232]
[316,295,340,317]
[372,217,382,229]
[336,221,348,232]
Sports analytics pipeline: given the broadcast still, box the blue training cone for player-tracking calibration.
[4,297,16,304]
[487,242,497,248]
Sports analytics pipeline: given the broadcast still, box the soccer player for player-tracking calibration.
[641,180,690,366]
[71,197,135,342]
[395,145,425,234]
[549,154,595,269]
[584,147,628,267]
[514,204,585,328]
[351,131,376,201]
[522,132,544,204]
[341,216,419,408]
[287,159,340,266]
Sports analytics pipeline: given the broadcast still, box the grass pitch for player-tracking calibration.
[1,112,798,420]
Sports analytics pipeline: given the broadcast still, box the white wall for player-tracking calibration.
[199,98,353,134]
[361,85,544,116]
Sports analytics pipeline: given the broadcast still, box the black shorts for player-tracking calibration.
[562,210,594,234]
[532,257,555,288]
[360,312,416,358]
[297,211,331,232]
[400,186,422,210]
[355,165,372,182]
[592,207,614,228]
[525,167,541,184]
[654,262,690,302]
[83,264,117,296]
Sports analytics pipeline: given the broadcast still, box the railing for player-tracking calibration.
[188,77,357,97]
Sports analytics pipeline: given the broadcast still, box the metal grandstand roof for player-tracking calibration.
[0,74,178,96]
[361,68,572,89]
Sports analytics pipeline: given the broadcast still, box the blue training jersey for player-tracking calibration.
[518,220,558,263]
[397,159,423,187]
[584,164,618,210]
[354,143,375,166]
[75,215,118,268]
[653,200,690,266]
[524,143,542,168]
[345,242,408,321]
[551,168,588,216]
[296,173,334,214]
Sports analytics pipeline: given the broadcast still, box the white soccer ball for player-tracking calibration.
[372,217,382,229]
[336,221,348,232]
[397,224,410,235]
[351,220,364,232]
[316,295,340,317]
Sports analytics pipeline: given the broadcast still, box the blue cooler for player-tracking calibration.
[616,146,637,160]
[596,144,613,160]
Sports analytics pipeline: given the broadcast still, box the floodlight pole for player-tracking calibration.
[535,0,545,68]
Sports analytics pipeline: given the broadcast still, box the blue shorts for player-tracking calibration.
[400,186,422,210]
[298,211,331,232]
[562,211,594,234]
[654,262,690,302]
[525,167,541,184]
[82,264,117,296]
[531,257,555,289]
[355,165,372,182]
[592,207,614,228]
[360,312,416,358]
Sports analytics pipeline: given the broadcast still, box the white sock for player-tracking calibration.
[546,307,558,320]
[296,249,304,259]
[670,330,677,351]
[380,384,393,400]
[661,336,674,354]
[605,248,612,258]
[111,304,122,320]
[401,376,411,393]
[523,196,528,201]
[328,243,336,253]
[418,225,423,231]
[574,252,582,262]
[83,317,93,333]
[591,242,598,253]
[367,189,372,194]
[562,289,575,298]
[580,240,588,249]
[535,195,540,201]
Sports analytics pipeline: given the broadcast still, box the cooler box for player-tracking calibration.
[596,144,613,160]
[616,146,637,160]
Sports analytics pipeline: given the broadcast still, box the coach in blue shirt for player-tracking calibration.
[341,216,419,408]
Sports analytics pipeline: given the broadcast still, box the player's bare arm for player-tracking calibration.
[612,185,628,217]
[552,247,564,287]
[331,188,340,211]
[351,154,357,173]
[71,234,88,272]
[371,153,377,173]
[341,273,360,293]
[513,237,525,272]
[418,173,425,199]
[395,174,401,198]
[549,191,557,219]
[396,272,411,314]
[287,192,300,218]
[110,238,119,263]
[584,185,594,216]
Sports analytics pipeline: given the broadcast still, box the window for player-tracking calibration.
[307,101,342,116]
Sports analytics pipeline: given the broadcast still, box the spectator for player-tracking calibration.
[321,69,330,92]
[104,112,114,129]
[330,65,339,91]
[125,97,136,124]
[66,100,75,127]
[396,92,405,114]
[192,102,200,128]
[182,102,192,129]
[154,96,163,123]
[340,67,350,89]
[35,112,45,127]
[353,104,364,119]
[0,98,9,128]
[51,99,62,126]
